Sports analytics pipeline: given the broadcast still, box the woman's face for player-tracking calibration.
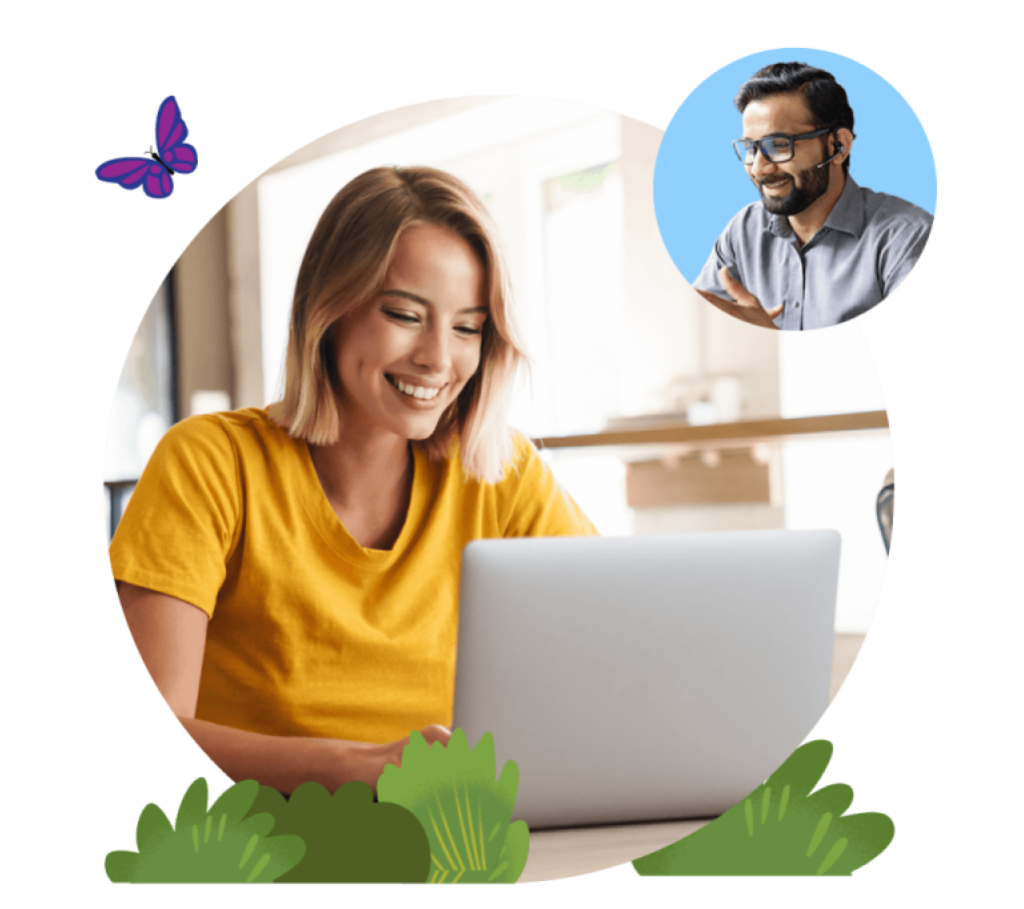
[333,223,489,445]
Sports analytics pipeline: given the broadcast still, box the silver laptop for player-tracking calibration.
[452,530,840,829]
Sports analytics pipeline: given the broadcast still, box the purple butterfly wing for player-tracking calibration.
[155,95,198,174]
[96,157,174,198]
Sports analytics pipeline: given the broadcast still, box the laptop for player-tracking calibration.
[452,529,840,829]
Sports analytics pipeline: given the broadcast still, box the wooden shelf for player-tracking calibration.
[532,410,889,452]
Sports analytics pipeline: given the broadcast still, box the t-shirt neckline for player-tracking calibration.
[296,436,429,569]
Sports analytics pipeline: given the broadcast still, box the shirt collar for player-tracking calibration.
[821,175,865,237]
[767,174,865,239]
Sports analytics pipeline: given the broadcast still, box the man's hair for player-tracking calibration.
[267,165,526,484]
[735,62,855,176]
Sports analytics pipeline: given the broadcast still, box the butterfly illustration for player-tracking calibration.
[96,96,197,199]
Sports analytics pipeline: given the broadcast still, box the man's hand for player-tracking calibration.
[696,267,783,330]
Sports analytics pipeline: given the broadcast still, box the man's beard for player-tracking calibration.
[754,160,830,217]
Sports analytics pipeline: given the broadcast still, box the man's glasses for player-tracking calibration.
[732,128,833,165]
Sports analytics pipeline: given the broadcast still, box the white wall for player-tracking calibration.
[779,323,892,632]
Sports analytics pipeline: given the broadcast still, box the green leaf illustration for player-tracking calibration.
[243,780,430,882]
[633,740,894,876]
[105,778,306,883]
[377,728,529,883]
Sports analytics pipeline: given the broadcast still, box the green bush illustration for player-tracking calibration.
[633,740,894,876]
[105,778,306,883]
[377,728,529,883]
[243,780,430,882]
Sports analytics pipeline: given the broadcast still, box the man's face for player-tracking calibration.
[740,92,832,217]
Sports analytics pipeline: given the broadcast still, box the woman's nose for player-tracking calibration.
[413,325,451,373]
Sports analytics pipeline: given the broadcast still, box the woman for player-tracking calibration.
[111,166,596,794]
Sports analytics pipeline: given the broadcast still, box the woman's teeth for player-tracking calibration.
[391,377,441,400]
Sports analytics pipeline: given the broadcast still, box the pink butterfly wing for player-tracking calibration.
[94,156,149,185]
[96,157,174,197]
[143,167,174,199]
[156,96,198,174]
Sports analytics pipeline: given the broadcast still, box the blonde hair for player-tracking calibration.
[267,166,526,483]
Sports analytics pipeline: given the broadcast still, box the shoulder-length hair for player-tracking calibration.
[268,165,527,484]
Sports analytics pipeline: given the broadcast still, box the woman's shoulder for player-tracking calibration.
[141,409,309,500]
[506,430,545,471]
[159,407,294,457]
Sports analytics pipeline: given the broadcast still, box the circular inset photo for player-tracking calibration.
[655,49,936,331]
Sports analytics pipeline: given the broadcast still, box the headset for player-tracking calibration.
[816,129,846,169]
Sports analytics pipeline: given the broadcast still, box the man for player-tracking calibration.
[694,62,933,330]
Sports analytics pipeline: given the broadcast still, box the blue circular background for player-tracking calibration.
[655,48,937,284]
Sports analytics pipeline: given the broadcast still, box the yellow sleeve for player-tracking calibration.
[109,415,243,617]
[498,433,598,538]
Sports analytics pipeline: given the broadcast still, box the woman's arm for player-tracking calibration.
[175,717,452,794]
[119,582,449,793]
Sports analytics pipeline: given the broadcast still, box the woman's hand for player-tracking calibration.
[366,724,452,776]
[396,723,452,760]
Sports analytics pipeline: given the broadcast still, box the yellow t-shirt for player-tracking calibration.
[110,408,596,744]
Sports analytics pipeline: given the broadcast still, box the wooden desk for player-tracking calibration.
[519,632,865,882]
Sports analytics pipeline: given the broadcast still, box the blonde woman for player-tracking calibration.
[112,166,595,794]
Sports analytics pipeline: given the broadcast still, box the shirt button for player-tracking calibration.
[794,301,801,308]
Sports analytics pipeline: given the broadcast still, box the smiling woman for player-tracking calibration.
[310,224,493,551]
[269,168,522,479]
[110,166,596,795]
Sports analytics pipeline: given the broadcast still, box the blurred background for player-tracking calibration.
[105,96,891,642]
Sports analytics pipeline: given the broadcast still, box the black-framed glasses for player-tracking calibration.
[732,128,833,165]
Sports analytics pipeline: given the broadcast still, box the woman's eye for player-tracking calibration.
[383,306,483,336]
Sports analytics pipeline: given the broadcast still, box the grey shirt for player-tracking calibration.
[693,176,933,330]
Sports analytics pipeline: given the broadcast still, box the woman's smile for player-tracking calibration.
[386,374,446,403]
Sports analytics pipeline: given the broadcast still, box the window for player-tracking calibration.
[103,274,177,538]
[534,162,625,435]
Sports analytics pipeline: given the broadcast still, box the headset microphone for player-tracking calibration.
[816,143,845,169]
